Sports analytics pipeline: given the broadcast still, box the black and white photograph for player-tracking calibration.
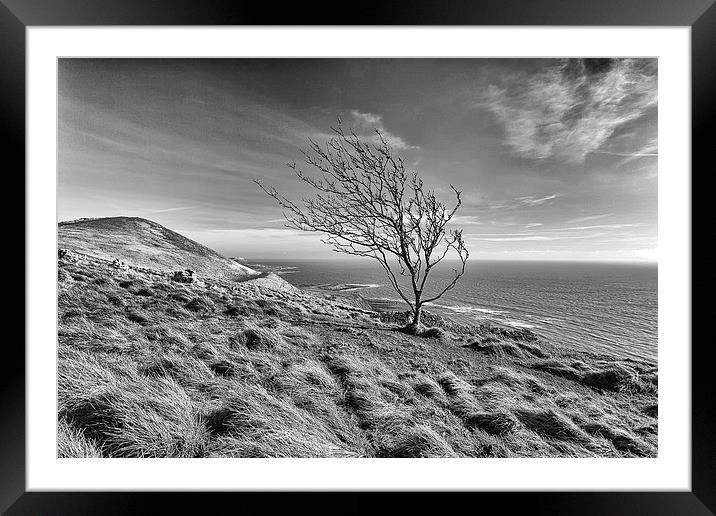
[56,57,659,459]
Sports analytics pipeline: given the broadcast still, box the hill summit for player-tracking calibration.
[58,217,257,280]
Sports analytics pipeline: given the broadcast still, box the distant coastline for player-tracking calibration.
[243,258,657,362]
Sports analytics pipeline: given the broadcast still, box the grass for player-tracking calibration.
[59,217,256,280]
[57,252,658,458]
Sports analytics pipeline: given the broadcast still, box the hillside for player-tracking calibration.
[57,250,658,458]
[58,217,257,281]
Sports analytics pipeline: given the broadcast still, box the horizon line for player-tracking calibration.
[237,256,658,265]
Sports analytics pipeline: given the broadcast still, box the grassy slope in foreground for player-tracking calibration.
[59,217,257,281]
[58,250,658,458]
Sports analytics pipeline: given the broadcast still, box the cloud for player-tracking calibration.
[595,150,657,158]
[464,221,648,243]
[564,223,644,231]
[480,59,657,163]
[203,228,313,237]
[515,194,559,206]
[180,227,331,258]
[348,110,419,151]
[450,215,484,225]
[567,213,612,224]
[482,193,560,210]
[615,137,658,167]
[142,206,197,214]
[469,234,600,242]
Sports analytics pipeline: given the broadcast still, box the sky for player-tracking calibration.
[58,58,657,262]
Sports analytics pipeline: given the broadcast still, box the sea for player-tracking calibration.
[246,259,657,362]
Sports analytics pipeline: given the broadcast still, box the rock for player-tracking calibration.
[172,269,196,283]
[111,258,129,270]
[58,248,72,259]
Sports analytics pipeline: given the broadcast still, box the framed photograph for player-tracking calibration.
[9,0,713,513]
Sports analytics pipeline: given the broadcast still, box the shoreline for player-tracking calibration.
[301,281,657,366]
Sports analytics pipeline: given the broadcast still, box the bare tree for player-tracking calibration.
[257,122,469,333]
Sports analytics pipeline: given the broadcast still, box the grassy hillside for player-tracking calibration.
[58,250,658,458]
[59,217,257,280]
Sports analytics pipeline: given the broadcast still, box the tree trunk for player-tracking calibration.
[402,293,423,335]
[412,305,422,326]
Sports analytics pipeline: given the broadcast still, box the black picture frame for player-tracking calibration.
[6,1,713,514]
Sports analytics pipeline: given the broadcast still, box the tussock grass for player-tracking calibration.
[208,359,238,377]
[514,408,590,444]
[465,338,525,358]
[58,419,103,458]
[59,319,131,354]
[185,296,215,314]
[579,421,654,456]
[224,303,252,317]
[61,378,208,457]
[530,360,583,381]
[420,327,448,339]
[581,366,638,392]
[58,347,129,401]
[57,256,658,458]
[437,371,473,396]
[139,356,181,378]
[635,422,658,437]
[325,355,360,377]
[126,310,151,326]
[643,403,658,418]
[462,411,519,435]
[380,425,457,458]
[515,342,550,358]
[255,298,291,318]
[380,379,414,399]
[169,290,192,303]
[143,324,190,351]
[447,391,518,435]
[232,324,283,351]
[531,359,647,393]
[412,376,444,399]
[204,383,361,458]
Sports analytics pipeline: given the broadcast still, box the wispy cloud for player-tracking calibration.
[615,137,658,167]
[142,206,197,214]
[469,234,601,242]
[349,110,419,151]
[515,194,559,206]
[482,193,560,211]
[593,136,658,171]
[450,215,484,225]
[594,150,658,158]
[202,228,314,237]
[479,59,657,163]
[565,223,644,231]
[464,221,647,245]
[568,213,612,224]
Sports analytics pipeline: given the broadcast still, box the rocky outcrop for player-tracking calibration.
[112,258,129,270]
[172,269,196,283]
